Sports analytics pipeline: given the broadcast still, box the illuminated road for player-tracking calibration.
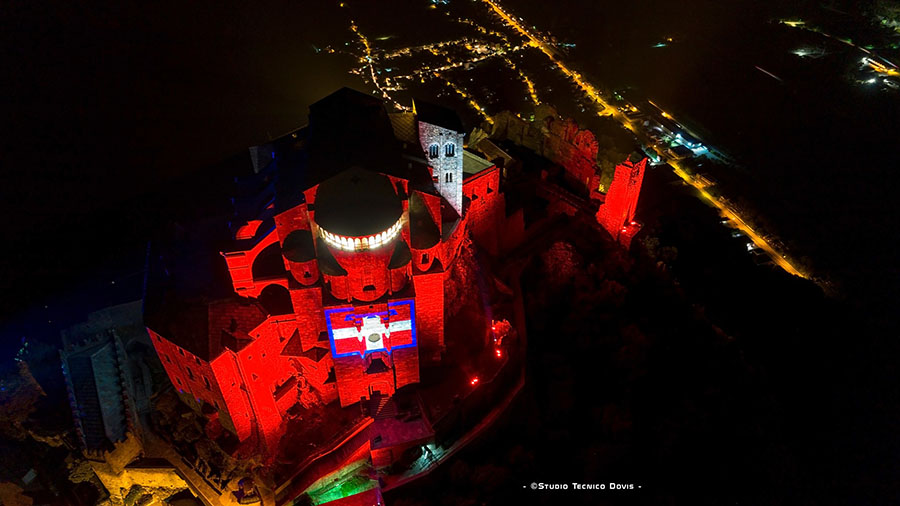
[865,57,900,77]
[350,21,407,110]
[781,19,900,77]
[482,0,612,116]
[505,57,541,105]
[482,0,809,280]
[434,72,494,124]
[667,160,806,278]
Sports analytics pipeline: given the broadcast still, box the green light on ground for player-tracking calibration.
[311,476,374,505]
[302,460,376,505]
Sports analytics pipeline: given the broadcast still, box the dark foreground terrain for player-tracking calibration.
[388,166,896,506]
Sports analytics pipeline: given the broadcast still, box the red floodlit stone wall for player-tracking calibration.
[324,273,350,302]
[274,205,310,241]
[315,376,339,405]
[221,230,280,298]
[209,352,255,441]
[334,354,394,407]
[149,330,228,419]
[392,346,420,389]
[228,317,304,452]
[411,270,444,362]
[411,243,439,273]
[290,286,326,352]
[287,258,320,286]
[386,175,409,200]
[292,353,336,405]
[462,166,504,256]
[597,157,647,247]
[390,266,408,293]
[331,245,394,303]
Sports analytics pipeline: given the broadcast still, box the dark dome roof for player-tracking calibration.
[314,167,402,237]
[408,192,440,250]
[388,240,412,269]
[282,229,316,262]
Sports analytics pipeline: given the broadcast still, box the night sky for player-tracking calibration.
[3,1,896,326]
[0,1,366,342]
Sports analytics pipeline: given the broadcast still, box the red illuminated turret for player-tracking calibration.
[597,155,647,248]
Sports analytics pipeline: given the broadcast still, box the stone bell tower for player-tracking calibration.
[415,100,464,216]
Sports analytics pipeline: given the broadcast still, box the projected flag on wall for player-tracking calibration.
[325,300,416,358]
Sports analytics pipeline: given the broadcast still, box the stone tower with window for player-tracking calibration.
[416,100,464,216]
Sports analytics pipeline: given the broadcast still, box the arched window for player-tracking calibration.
[445,172,453,183]
[428,144,439,159]
[444,143,455,157]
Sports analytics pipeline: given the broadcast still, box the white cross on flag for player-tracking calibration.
[326,301,415,358]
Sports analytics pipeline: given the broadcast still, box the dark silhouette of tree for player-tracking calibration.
[539,241,581,288]
[0,362,45,441]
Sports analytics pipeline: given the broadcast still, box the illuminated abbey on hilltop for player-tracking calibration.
[141,89,646,505]
[144,88,505,455]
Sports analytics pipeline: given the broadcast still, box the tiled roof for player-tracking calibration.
[282,229,316,263]
[315,238,348,276]
[388,240,412,269]
[314,167,402,238]
[462,149,494,176]
[281,329,304,356]
[61,338,130,452]
[388,112,418,144]
[301,346,330,362]
[408,192,440,250]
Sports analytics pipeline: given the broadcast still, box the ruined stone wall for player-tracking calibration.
[490,107,600,196]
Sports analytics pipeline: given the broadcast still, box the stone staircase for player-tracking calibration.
[66,356,108,450]
[367,394,398,420]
